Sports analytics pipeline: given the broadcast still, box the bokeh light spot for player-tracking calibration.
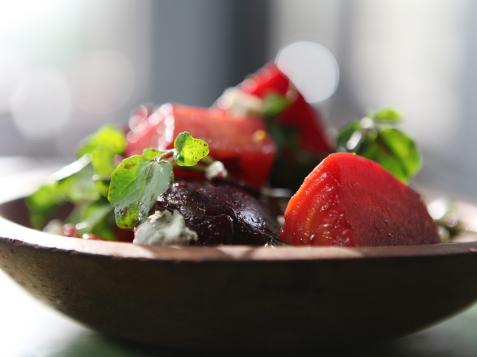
[10,69,72,139]
[276,41,340,103]
[0,50,29,113]
[71,50,135,116]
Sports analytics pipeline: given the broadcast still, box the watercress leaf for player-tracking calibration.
[267,122,300,152]
[370,108,403,123]
[352,128,420,182]
[337,109,421,182]
[65,164,101,203]
[27,126,125,230]
[143,148,162,160]
[173,131,209,167]
[50,155,90,181]
[77,125,126,157]
[77,125,126,178]
[262,93,290,118]
[65,201,116,240]
[74,201,112,233]
[376,127,421,181]
[27,161,100,229]
[27,182,65,229]
[336,120,362,150]
[359,139,409,182]
[94,178,110,198]
[108,156,173,228]
[90,220,116,241]
[89,149,115,178]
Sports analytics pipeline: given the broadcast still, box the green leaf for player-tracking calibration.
[375,128,421,181]
[27,182,66,229]
[336,120,362,150]
[370,108,403,123]
[94,178,110,197]
[267,122,300,152]
[77,125,126,178]
[65,201,116,240]
[336,110,421,182]
[90,220,116,240]
[75,202,112,232]
[27,125,126,233]
[173,131,209,167]
[108,155,173,228]
[66,165,101,202]
[142,148,162,160]
[77,125,126,157]
[262,93,290,118]
[27,161,100,229]
[89,149,116,178]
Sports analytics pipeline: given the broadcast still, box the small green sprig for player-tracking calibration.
[107,132,209,229]
[29,127,212,235]
[261,93,291,118]
[28,126,126,232]
[77,125,127,178]
[336,108,421,183]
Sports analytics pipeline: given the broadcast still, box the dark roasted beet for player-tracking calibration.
[154,180,279,245]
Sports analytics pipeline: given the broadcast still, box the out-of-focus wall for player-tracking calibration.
[270,0,477,198]
[0,0,269,157]
[1,0,475,198]
[0,0,153,156]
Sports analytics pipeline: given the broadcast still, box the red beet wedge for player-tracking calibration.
[280,153,440,246]
[126,104,276,188]
[239,63,333,155]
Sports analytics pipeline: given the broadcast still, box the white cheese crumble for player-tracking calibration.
[205,161,228,180]
[133,210,198,246]
[43,219,65,235]
[216,87,264,116]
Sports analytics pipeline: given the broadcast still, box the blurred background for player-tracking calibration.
[0,0,474,198]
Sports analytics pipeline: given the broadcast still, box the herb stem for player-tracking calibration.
[158,149,175,161]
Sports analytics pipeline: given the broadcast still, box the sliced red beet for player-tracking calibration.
[154,180,279,245]
[280,153,440,247]
[126,104,276,188]
[239,63,333,155]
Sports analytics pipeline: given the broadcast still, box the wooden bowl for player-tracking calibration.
[1,177,477,352]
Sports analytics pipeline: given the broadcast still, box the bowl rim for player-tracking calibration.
[1,170,477,263]
[2,211,477,263]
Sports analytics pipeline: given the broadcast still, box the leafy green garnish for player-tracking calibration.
[27,158,100,229]
[142,148,162,160]
[369,108,403,123]
[71,201,115,240]
[254,92,297,153]
[262,93,290,118]
[217,88,290,118]
[28,125,126,232]
[77,125,126,157]
[65,164,102,202]
[108,132,209,228]
[29,126,213,235]
[337,108,421,182]
[108,156,173,228]
[28,181,68,229]
[77,125,126,178]
[173,132,209,167]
